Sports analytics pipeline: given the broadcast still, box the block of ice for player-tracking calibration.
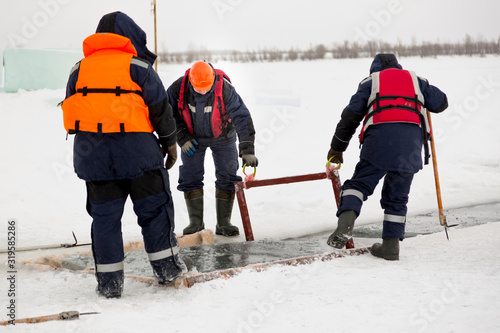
[3,48,82,92]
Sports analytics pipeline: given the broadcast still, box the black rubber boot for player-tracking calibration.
[370,238,400,261]
[150,254,188,284]
[215,189,239,236]
[95,270,124,299]
[183,188,205,235]
[327,210,357,249]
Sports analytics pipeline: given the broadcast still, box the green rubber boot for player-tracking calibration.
[215,189,239,237]
[327,210,357,249]
[370,238,400,261]
[183,188,205,235]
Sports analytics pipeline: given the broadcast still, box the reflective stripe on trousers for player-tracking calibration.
[96,246,180,272]
[96,261,124,273]
[340,189,365,202]
[147,246,180,262]
[384,214,406,223]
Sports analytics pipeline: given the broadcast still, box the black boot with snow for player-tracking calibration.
[370,238,400,261]
[183,188,205,235]
[96,270,124,299]
[327,210,357,249]
[150,254,188,284]
[215,189,239,236]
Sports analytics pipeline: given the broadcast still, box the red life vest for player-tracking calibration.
[178,68,231,138]
[61,33,153,134]
[359,68,429,143]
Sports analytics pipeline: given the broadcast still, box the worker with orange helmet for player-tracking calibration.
[167,61,257,237]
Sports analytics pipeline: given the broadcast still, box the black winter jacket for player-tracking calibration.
[331,54,448,173]
[64,12,176,181]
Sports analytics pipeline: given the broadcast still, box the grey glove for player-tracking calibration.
[181,139,198,156]
[327,148,343,164]
[164,144,177,170]
[242,154,258,167]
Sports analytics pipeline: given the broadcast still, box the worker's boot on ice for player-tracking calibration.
[150,254,188,284]
[96,270,124,299]
[183,188,205,235]
[370,238,400,261]
[215,189,239,236]
[327,210,357,248]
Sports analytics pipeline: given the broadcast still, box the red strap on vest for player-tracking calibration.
[178,68,194,134]
[178,68,231,138]
[359,69,431,164]
[360,69,425,142]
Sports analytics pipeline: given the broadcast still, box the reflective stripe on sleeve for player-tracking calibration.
[69,62,80,76]
[384,214,406,223]
[130,57,149,69]
[96,261,124,273]
[147,246,179,262]
[341,189,365,202]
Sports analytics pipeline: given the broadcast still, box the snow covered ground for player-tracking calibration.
[1,56,499,332]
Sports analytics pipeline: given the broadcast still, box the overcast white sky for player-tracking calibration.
[1,0,499,52]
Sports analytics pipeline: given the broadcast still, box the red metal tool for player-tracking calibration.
[235,163,354,248]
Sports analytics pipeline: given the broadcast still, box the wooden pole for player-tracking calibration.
[153,0,158,73]
[426,110,447,227]
[0,311,99,326]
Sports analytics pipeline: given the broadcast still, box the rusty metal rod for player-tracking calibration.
[234,170,353,247]
[235,182,254,241]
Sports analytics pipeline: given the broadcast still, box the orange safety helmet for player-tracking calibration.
[189,61,215,91]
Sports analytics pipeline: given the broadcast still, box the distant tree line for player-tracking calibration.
[158,35,500,64]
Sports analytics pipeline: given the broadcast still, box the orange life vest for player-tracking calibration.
[62,33,153,134]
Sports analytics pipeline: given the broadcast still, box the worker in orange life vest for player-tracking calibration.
[167,61,257,237]
[326,54,448,260]
[61,12,186,298]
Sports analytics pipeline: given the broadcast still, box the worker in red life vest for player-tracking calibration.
[61,12,186,298]
[167,61,257,237]
[326,54,448,260]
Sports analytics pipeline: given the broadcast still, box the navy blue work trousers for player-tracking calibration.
[178,135,242,192]
[337,160,415,239]
[86,168,178,268]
